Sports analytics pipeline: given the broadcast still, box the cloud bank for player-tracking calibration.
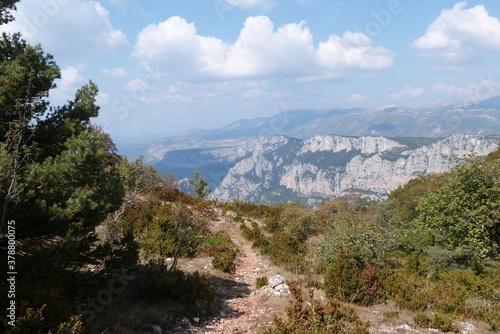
[1,0,128,57]
[412,2,500,63]
[134,16,394,80]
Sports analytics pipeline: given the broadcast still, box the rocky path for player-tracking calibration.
[175,216,289,334]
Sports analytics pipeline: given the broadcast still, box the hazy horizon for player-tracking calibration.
[2,0,500,141]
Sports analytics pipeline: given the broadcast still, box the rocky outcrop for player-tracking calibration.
[299,135,405,155]
[259,275,290,296]
[210,134,499,203]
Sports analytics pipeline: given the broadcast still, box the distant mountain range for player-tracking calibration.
[117,96,500,203]
[182,95,500,140]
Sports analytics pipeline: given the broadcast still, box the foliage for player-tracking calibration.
[266,231,308,273]
[415,156,500,264]
[262,282,369,334]
[131,263,216,309]
[412,312,430,328]
[140,204,204,271]
[386,173,450,225]
[256,276,268,289]
[430,313,459,333]
[189,168,211,199]
[324,247,381,306]
[469,301,500,331]
[317,195,401,268]
[0,0,19,24]
[197,230,235,256]
[225,199,281,221]
[20,127,124,238]
[279,203,316,243]
[198,227,238,274]
[239,221,271,255]
[212,249,237,273]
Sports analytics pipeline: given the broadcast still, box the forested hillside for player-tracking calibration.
[1,2,500,333]
[0,2,231,332]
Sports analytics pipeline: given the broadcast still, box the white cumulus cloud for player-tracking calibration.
[50,65,86,103]
[389,86,424,100]
[0,0,128,58]
[101,67,128,77]
[133,16,393,80]
[109,0,129,8]
[411,2,500,63]
[432,79,500,104]
[222,0,269,8]
[349,93,366,101]
[318,31,393,70]
[124,78,149,92]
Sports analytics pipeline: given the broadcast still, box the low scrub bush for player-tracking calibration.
[212,249,237,273]
[467,301,500,331]
[240,222,261,241]
[430,313,459,333]
[225,200,281,222]
[413,312,430,328]
[197,230,235,257]
[154,186,195,204]
[382,311,399,319]
[324,247,381,306]
[239,221,270,252]
[265,231,308,273]
[256,276,268,289]
[262,282,369,334]
[131,262,216,309]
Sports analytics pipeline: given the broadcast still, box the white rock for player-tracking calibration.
[395,324,414,331]
[460,322,475,330]
[268,274,285,288]
[151,325,162,333]
[274,283,290,295]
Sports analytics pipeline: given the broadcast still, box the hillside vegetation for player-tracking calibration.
[228,149,500,333]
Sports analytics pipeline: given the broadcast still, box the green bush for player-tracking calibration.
[225,200,281,222]
[279,203,317,243]
[324,247,381,306]
[382,311,399,319]
[256,276,268,289]
[252,236,270,250]
[393,275,430,311]
[132,262,215,308]
[262,282,369,334]
[265,231,307,273]
[470,302,500,331]
[430,313,459,333]
[197,230,235,257]
[413,312,430,328]
[212,249,237,273]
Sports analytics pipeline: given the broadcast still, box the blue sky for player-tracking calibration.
[2,0,500,140]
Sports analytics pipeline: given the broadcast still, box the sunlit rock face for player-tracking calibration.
[210,134,499,204]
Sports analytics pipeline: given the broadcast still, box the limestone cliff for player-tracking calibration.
[210,134,499,203]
